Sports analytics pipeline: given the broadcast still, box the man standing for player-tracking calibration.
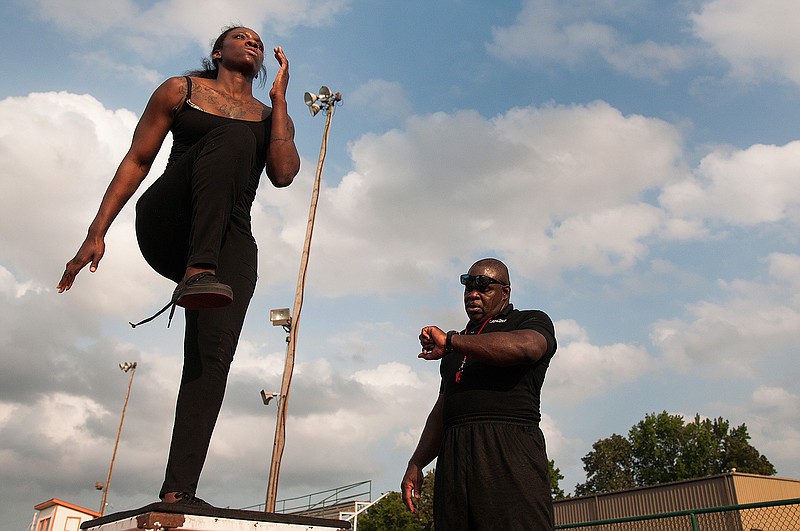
[401,258,557,530]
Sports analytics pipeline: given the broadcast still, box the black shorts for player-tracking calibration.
[434,418,554,530]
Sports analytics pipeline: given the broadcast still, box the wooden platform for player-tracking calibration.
[80,502,351,530]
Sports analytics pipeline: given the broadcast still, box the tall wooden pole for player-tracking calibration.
[100,362,136,515]
[265,95,338,512]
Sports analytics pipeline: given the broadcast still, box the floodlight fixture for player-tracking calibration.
[303,86,342,116]
[309,100,323,116]
[119,362,137,372]
[269,308,291,328]
[261,389,279,406]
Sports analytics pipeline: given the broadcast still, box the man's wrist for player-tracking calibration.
[445,330,458,353]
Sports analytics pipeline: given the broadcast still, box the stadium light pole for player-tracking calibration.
[99,361,137,515]
[265,86,342,512]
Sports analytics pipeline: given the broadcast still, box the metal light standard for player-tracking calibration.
[99,361,137,515]
[264,86,342,512]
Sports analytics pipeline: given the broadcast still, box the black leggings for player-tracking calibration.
[135,124,259,497]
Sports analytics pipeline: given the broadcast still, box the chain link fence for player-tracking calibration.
[556,497,800,531]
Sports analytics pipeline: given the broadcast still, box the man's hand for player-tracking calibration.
[401,461,424,514]
[418,325,447,360]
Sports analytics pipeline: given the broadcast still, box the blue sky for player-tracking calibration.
[2,0,800,527]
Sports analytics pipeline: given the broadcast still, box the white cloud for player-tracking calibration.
[487,0,694,81]
[130,1,317,47]
[266,100,686,296]
[0,92,173,316]
[692,0,800,86]
[602,40,692,82]
[0,265,45,298]
[80,52,163,87]
[548,204,663,275]
[0,393,106,481]
[752,386,800,418]
[651,253,800,375]
[660,141,800,228]
[710,386,800,477]
[547,320,655,404]
[349,79,411,120]
[766,253,800,302]
[351,361,424,390]
[30,0,139,36]
[27,0,351,58]
[487,1,610,66]
[541,412,584,484]
[226,339,287,395]
[203,360,440,502]
[489,0,800,87]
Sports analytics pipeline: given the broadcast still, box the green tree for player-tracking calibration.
[575,433,634,496]
[357,492,423,531]
[414,469,435,530]
[575,411,776,495]
[723,423,776,476]
[358,469,436,531]
[549,459,566,499]
[679,415,723,479]
[629,411,687,486]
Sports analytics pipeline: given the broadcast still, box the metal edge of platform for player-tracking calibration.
[80,502,351,530]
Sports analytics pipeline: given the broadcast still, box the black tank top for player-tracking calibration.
[165,76,272,233]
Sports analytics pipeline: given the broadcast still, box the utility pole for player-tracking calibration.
[99,361,137,515]
[265,87,341,512]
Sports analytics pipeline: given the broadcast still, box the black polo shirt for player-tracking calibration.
[439,304,557,427]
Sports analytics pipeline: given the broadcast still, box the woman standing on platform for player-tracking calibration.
[57,25,300,505]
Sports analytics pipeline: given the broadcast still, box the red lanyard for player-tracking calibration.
[454,316,492,383]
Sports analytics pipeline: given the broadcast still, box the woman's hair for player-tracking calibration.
[185,25,268,87]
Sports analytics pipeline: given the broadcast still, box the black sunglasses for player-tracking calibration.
[460,274,508,292]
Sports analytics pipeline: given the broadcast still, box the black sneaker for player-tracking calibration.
[129,272,233,328]
[163,491,213,507]
[173,272,233,309]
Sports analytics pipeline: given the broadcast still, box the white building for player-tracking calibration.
[31,498,100,531]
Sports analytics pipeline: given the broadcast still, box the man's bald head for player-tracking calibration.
[469,258,510,286]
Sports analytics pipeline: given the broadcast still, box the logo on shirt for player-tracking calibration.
[490,318,507,323]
